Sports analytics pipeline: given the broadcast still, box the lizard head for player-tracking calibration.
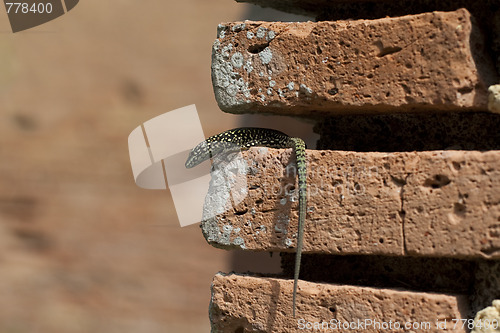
[185,140,212,168]
[185,139,242,168]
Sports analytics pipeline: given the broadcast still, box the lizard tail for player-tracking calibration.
[288,137,307,318]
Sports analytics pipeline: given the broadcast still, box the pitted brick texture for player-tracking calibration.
[210,273,470,332]
[201,149,500,259]
[403,151,500,258]
[211,9,497,116]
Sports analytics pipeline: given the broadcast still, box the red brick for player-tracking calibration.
[210,273,470,332]
[211,9,497,116]
[201,149,500,259]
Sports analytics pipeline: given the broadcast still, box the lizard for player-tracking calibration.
[185,127,306,317]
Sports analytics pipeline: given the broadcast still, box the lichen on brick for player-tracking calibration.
[212,40,252,107]
[267,30,276,41]
[231,52,244,68]
[200,154,250,250]
[256,26,267,39]
[299,83,313,96]
[212,12,498,115]
[258,47,273,65]
[231,23,246,32]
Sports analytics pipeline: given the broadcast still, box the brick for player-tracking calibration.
[201,149,500,259]
[211,9,497,116]
[210,273,469,332]
[403,151,500,258]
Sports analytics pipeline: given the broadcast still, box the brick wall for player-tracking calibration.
[204,2,500,332]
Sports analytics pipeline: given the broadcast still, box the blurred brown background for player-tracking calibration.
[0,1,313,332]
[0,1,243,332]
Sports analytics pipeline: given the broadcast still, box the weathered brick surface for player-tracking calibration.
[404,151,500,258]
[201,149,500,259]
[212,9,497,116]
[210,273,469,332]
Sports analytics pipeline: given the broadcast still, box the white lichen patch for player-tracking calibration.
[259,47,273,65]
[226,84,238,97]
[269,80,276,87]
[256,26,267,39]
[212,40,251,107]
[267,88,273,96]
[274,213,290,235]
[299,83,313,95]
[236,77,245,87]
[200,155,251,250]
[221,44,232,58]
[232,23,246,32]
[284,238,293,247]
[287,82,295,91]
[280,198,287,205]
[217,24,226,39]
[243,59,253,73]
[213,39,220,51]
[231,52,244,68]
[233,237,246,248]
[267,30,276,41]
[247,31,255,39]
[202,153,249,222]
[211,221,246,249]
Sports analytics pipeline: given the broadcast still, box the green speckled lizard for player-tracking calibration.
[185,127,306,317]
